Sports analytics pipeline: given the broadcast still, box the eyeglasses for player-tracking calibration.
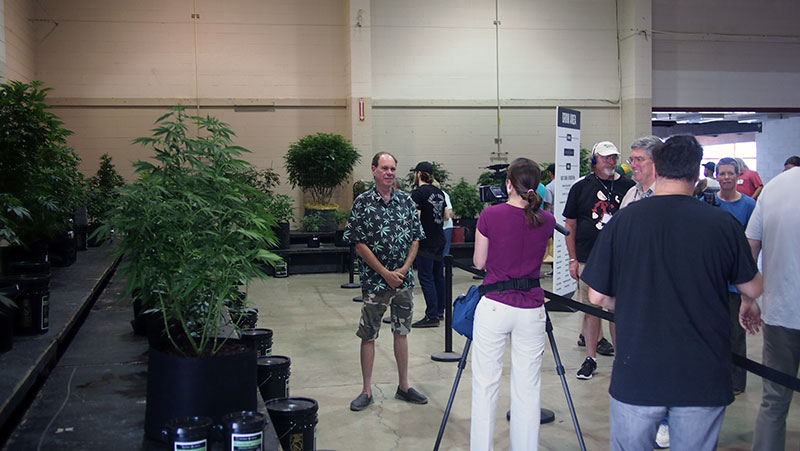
[627,156,650,164]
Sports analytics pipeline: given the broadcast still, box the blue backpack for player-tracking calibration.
[451,278,540,340]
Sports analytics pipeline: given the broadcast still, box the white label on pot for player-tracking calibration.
[231,431,263,450]
[174,438,206,450]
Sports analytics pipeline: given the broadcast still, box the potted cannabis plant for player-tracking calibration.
[0,81,83,270]
[450,178,484,242]
[284,132,360,232]
[239,167,294,250]
[105,106,280,441]
[85,153,125,246]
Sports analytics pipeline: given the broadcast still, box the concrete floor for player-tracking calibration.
[249,269,800,451]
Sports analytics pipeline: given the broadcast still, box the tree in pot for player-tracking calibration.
[299,212,323,248]
[284,133,360,232]
[238,167,294,250]
[104,106,280,441]
[85,153,125,246]
[450,178,484,242]
[0,81,84,268]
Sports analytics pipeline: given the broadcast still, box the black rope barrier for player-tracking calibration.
[445,258,800,393]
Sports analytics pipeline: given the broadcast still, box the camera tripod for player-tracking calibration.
[432,303,587,451]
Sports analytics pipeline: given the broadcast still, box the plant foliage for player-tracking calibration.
[0,80,83,245]
[284,133,361,207]
[450,178,484,219]
[403,161,452,192]
[107,106,280,357]
[86,154,125,224]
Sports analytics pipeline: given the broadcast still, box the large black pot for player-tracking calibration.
[144,342,258,442]
[272,222,291,250]
[1,242,48,275]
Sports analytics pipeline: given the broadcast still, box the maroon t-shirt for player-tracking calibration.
[477,203,555,308]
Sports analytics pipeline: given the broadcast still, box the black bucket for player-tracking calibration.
[232,309,258,329]
[13,274,50,335]
[240,328,273,357]
[9,260,51,276]
[220,411,267,451]
[266,397,318,451]
[162,416,213,450]
[257,355,290,403]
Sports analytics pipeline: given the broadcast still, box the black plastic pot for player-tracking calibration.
[1,242,48,275]
[0,281,17,353]
[334,230,347,247]
[307,236,320,248]
[240,328,273,357]
[13,274,50,335]
[257,355,290,403]
[273,222,291,250]
[266,397,318,451]
[220,411,268,451]
[144,343,258,442]
[49,230,77,267]
[161,416,213,450]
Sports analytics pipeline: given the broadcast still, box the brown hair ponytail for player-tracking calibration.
[507,158,544,227]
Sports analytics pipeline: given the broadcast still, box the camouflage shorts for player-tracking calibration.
[356,288,414,341]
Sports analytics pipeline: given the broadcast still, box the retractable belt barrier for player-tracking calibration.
[444,256,800,393]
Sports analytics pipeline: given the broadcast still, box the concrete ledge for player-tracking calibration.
[0,247,120,434]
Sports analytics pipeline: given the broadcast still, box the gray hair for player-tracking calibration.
[735,157,749,170]
[630,135,664,159]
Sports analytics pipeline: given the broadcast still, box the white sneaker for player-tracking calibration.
[655,423,670,449]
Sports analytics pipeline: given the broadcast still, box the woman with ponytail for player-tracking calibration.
[470,157,555,450]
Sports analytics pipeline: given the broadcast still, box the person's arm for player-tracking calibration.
[473,228,488,270]
[588,287,615,310]
[735,272,763,300]
[751,185,763,200]
[443,207,453,222]
[748,238,762,261]
[396,241,419,279]
[565,217,579,280]
[355,242,403,289]
[739,294,762,334]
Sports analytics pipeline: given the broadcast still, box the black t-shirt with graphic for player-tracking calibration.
[411,184,446,250]
[580,195,758,407]
[563,174,634,262]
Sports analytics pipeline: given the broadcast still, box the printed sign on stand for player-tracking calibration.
[553,107,581,296]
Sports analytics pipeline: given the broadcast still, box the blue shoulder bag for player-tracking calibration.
[451,278,540,340]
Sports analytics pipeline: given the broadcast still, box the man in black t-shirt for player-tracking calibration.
[409,161,447,328]
[563,141,635,379]
[581,135,763,451]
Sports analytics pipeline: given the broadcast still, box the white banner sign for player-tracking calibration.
[553,107,581,296]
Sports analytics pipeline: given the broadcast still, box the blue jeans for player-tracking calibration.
[609,396,724,451]
[416,246,445,319]
[442,228,452,257]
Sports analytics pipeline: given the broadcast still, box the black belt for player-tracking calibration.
[478,278,540,296]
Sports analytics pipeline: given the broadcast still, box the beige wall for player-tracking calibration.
[2,0,36,82]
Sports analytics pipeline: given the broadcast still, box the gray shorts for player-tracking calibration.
[357,288,414,341]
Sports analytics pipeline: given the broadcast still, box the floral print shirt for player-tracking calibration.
[344,187,424,294]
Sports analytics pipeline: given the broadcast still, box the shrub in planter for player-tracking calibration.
[450,178,484,242]
[403,161,452,192]
[0,81,83,259]
[103,107,280,440]
[299,212,323,248]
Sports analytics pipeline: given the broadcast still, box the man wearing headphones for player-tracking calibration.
[563,141,635,379]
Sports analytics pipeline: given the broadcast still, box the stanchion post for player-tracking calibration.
[341,244,360,289]
[432,254,460,362]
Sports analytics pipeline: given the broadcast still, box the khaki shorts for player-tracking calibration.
[357,288,414,341]
[573,262,592,305]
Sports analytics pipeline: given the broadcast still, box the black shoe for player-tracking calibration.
[576,357,597,380]
[577,334,585,347]
[395,386,428,404]
[412,316,440,328]
[597,337,615,356]
[349,393,373,411]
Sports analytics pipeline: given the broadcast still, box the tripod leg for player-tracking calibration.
[546,310,587,451]
[433,338,472,451]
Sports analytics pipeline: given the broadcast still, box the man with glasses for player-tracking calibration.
[621,136,661,209]
[564,141,635,379]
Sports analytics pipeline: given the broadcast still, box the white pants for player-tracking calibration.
[470,297,546,451]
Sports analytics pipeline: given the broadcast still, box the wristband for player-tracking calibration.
[569,258,577,262]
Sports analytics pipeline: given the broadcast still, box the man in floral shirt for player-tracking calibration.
[344,151,428,411]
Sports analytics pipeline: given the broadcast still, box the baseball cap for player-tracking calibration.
[592,141,620,157]
[411,161,433,174]
[703,162,716,171]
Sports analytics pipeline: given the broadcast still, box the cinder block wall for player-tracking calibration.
[756,116,800,184]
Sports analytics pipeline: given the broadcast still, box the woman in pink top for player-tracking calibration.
[470,158,556,450]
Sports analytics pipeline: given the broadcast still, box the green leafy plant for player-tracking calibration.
[284,133,361,208]
[478,170,502,187]
[352,179,374,199]
[86,154,125,225]
[580,148,591,176]
[299,211,323,233]
[450,178,484,219]
[265,193,295,224]
[107,106,280,357]
[331,208,350,229]
[239,167,280,196]
[539,162,554,185]
[403,161,452,191]
[0,80,83,245]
